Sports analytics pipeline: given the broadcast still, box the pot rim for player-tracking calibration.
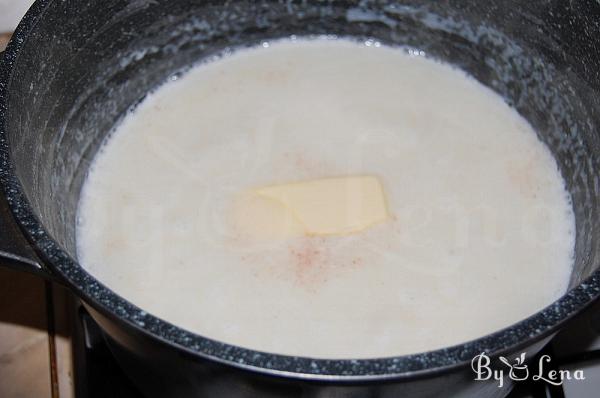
[1,0,600,382]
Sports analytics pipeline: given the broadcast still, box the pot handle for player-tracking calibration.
[0,192,53,280]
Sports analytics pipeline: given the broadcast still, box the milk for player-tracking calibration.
[77,39,574,358]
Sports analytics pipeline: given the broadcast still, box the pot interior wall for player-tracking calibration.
[4,0,600,288]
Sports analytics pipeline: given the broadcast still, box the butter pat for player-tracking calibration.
[231,192,306,240]
[233,175,389,239]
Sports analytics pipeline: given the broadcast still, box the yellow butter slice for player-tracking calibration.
[252,175,389,237]
[231,191,306,240]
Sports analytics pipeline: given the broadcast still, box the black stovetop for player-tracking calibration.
[71,303,143,398]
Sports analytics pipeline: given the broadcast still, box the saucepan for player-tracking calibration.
[1,0,599,397]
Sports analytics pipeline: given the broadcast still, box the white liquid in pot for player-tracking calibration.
[77,39,575,358]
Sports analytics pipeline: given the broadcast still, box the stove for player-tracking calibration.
[70,302,143,398]
[69,298,600,398]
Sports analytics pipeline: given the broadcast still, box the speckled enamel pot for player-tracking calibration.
[1,1,600,397]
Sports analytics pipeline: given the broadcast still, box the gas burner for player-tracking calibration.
[71,302,144,398]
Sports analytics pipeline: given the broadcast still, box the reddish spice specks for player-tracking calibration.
[238,234,368,291]
[288,237,330,288]
[289,237,370,291]
[290,244,320,269]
